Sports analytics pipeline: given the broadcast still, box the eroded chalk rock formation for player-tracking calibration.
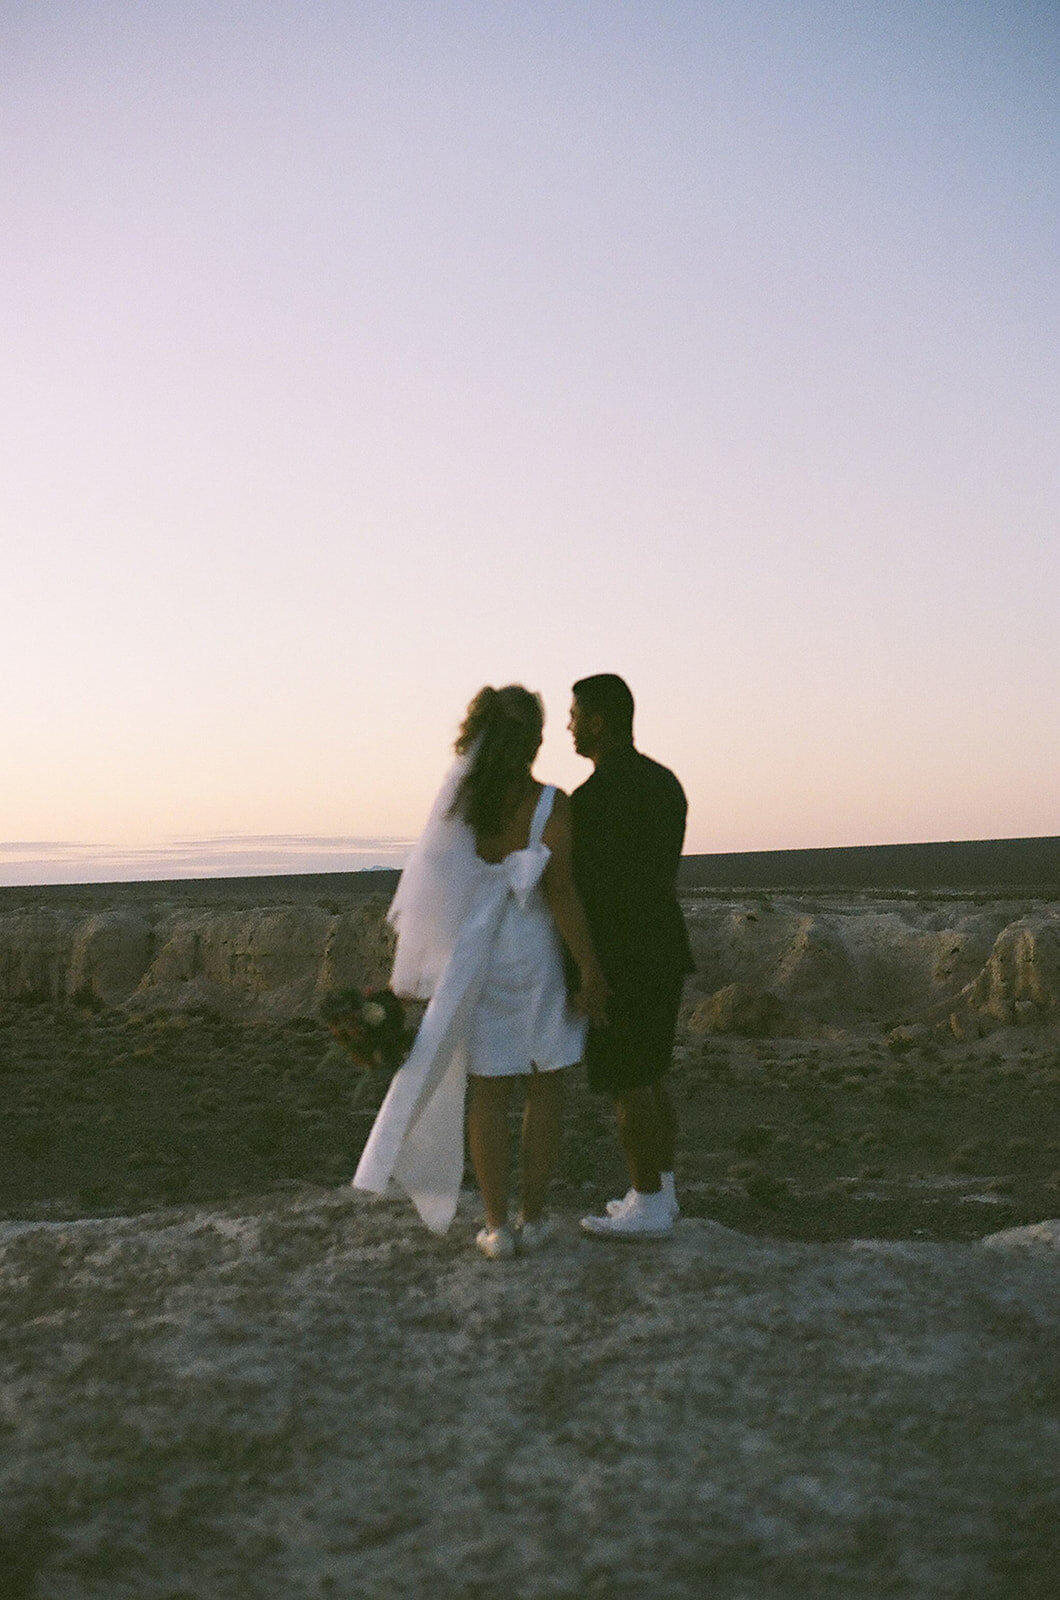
[959,915,1060,1026]
[2,892,1060,1033]
[0,899,394,1016]
[138,907,336,1015]
[682,896,1060,1037]
[68,911,154,1005]
[0,909,74,1004]
[688,982,787,1037]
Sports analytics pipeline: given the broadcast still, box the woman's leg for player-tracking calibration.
[519,1067,565,1223]
[467,1074,515,1229]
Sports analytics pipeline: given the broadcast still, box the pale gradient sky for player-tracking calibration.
[2,1,1058,883]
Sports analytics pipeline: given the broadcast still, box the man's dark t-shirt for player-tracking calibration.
[570,746,694,1001]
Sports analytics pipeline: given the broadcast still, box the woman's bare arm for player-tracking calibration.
[542,790,609,1027]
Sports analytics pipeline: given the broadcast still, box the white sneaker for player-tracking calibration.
[605,1176,680,1220]
[581,1191,675,1240]
[516,1215,557,1252]
[475,1225,516,1260]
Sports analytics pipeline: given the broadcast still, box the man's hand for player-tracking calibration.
[574,969,609,1029]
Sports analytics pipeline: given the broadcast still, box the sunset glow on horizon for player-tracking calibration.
[3,2,1058,886]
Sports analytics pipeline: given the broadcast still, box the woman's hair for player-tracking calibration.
[450,685,544,836]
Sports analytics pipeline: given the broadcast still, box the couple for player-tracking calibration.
[352,673,694,1258]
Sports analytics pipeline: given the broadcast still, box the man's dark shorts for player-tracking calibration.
[585,974,685,1096]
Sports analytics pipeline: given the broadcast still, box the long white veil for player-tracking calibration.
[388,747,482,999]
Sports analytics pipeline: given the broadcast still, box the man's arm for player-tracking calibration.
[541,790,609,1026]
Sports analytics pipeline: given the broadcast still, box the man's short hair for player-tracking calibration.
[572,674,635,739]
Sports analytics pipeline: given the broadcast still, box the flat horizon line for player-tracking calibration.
[2,833,1059,893]
[0,834,414,888]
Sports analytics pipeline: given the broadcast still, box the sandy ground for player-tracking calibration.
[3,1011,1060,1598]
[4,998,1060,1240]
[3,884,1060,1595]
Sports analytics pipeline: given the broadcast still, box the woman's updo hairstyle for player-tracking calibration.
[450,684,544,836]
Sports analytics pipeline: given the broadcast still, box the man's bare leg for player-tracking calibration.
[613,1083,658,1192]
[651,1080,677,1175]
[613,1080,676,1191]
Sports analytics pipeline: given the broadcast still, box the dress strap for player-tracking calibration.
[528,784,557,848]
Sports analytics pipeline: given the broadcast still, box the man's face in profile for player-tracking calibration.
[568,697,601,760]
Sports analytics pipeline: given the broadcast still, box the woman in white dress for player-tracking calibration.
[352,686,607,1258]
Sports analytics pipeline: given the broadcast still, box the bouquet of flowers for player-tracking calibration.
[319,986,410,1075]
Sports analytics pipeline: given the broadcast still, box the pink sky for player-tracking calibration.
[2,2,1058,883]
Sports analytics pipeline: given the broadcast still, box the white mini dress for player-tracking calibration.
[468,784,586,1076]
[353,782,586,1233]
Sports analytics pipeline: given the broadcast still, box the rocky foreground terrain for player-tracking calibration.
[2,1193,1058,1600]
[2,880,1060,1595]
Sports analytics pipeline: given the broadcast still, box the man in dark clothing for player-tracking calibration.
[568,674,694,1239]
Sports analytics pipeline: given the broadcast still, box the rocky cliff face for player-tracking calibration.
[2,889,1059,1035]
[681,895,1060,1037]
[0,898,394,1016]
[961,915,1060,1027]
